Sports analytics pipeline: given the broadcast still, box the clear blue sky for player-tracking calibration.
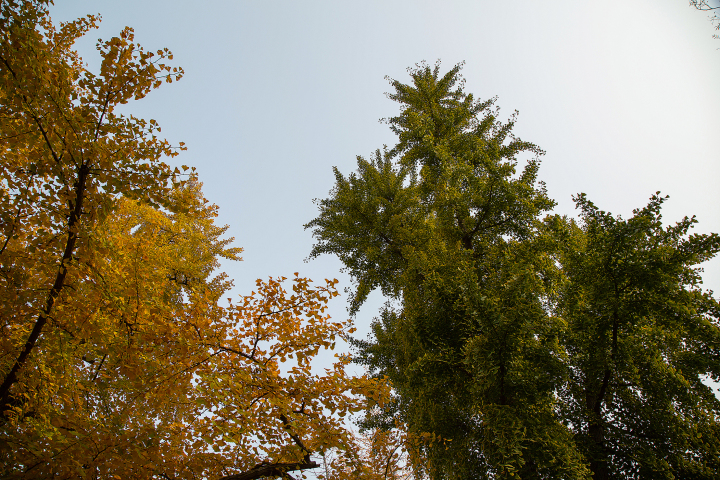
[50,0,720,343]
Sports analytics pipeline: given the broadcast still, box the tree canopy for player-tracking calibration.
[3,0,719,478]
[549,193,720,479]
[307,62,720,479]
[0,2,393,478]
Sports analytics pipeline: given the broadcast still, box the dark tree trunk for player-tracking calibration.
[0,161,89,415]
[588,422,609,480]
[218,460,319,480]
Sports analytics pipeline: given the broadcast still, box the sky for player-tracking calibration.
[50,0,720,346]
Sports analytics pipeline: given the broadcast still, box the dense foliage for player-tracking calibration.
[307,63,720,479]
[0,2,392,478]
[3,0,719,478]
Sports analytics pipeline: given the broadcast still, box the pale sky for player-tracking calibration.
[50,0,720,344]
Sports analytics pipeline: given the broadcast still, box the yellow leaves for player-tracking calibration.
[190,274,398,472]
[0,4,398,478]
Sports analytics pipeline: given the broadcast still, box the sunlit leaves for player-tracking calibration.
[0,3,391,479]
[309,62,571,479]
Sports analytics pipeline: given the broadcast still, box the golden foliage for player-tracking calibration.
[0,3,394,479]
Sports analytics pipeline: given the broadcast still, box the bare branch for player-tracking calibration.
[218,460,319,480]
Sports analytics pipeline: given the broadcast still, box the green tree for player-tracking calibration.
[307,62,587,479]
[307,63,720,479]
[549,194,720,479]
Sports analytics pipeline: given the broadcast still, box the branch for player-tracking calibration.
[279,414,312,457]
[218,460,319,480]
[216,345,258,363]
[0,160,91,415]
[220,412,324,480]
[91,354,108,382]
[384,444,402,480]
[690,0,720,11]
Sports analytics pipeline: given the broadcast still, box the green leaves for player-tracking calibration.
[307,150,424,313]
[309,62,720,479]
[309,63,570,479]
[551,193,720,478]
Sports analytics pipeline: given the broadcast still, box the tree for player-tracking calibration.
[2,186,386,478]
[0,0,183,419]
[548,194,720,479]
[307,62,587,479]
[1,2,390,478]
[307,63,720,479]
[689,0,720,41]
[318,421,428,480]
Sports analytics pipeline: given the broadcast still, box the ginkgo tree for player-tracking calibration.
[307,62,720,479]
[0,0,184,419]
[0,2,394,479]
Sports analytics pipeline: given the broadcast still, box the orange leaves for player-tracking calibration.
[184,274,394,478]
[1,177,394,479]
[0,3,400,479]
[225,275,342,364]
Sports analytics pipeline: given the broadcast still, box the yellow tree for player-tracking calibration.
[0,0,183,418]
[2,181,389,478]
[0,2,392,479]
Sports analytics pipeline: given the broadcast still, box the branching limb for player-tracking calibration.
[217,460,319,480]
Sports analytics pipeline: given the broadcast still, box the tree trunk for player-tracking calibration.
[0,161,89,415]
[588,422,609,480]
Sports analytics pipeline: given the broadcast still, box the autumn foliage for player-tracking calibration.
[10,1,718,479]
[0,2,396,479]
